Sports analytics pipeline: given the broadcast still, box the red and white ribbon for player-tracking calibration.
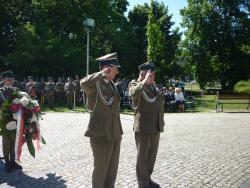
[15,109,25,161]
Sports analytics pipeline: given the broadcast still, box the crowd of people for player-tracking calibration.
[0,73,187,112]
[0,75,82,109]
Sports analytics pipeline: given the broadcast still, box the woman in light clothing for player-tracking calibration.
[174,87,185,112]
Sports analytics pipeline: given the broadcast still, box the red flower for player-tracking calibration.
[32,106,41,113]
[10,104,22,113]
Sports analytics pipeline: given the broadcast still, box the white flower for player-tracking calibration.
[6,121,17,130]
[20,97,29,106]
[31,100,39,107]
[12,98,21,104]
[19,91,29,98]
[13,113,18,120]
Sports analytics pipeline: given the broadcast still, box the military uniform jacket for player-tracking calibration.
[38,82,46,94]
[64,82,74,95]
[80,71,123,141]
[56,82,65,93]
[45,82,55,95]
[0,86,19,106]
[0,86,19,136]
[73,80,81,93]
[128,80,164,133]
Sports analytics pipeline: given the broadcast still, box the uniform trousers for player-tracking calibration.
[66,94,73,109]
[47,94,54,108]
[2,135,15,162]
[135,132,160,187]
[90,138,121,188]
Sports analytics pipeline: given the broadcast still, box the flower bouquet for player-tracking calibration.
[0,91,46,161]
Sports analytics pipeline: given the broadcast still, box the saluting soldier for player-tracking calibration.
[45,77,55,109]
[64,77,74,109]
[128,62,164,188]
[80,52,123,188]
[0,70,23,172]
[55,77,65,106]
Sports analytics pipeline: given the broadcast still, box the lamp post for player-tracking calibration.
[83,18,95,76]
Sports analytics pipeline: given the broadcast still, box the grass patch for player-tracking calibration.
[40,96,249,113]
[193,95,249,112]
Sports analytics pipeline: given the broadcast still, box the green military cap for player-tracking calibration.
[138,61,156,71]
[96,52,120,67]
[1,70,15,79]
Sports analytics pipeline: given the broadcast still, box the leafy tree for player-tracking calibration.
[181,0,250,90]
[129,1,181,82]
[234,80,250,94]
[0,0,33,70]
[4,0,130,78]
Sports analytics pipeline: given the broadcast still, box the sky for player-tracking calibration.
[127,0,188,29]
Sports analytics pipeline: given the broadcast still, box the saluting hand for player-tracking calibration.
[145,70,154,85]
[101,67,111,76]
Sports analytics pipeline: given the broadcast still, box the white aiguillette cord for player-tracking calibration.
[130,83,158,110]
[83,81,114,113]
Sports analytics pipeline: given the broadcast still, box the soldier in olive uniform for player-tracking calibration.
[25,76,37,98]
[64,77,74,109]
[0,70,23,172]
[37,77,46,107]
[55,77,65,106]
[73,75,81,106]
[128,62,164,188]
[80,52,123,188]
[45,77,55,108]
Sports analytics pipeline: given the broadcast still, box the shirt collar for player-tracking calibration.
[104,79,109,83]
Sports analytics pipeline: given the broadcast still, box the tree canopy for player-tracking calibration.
[1,0,249,92]
[181,0,250,89]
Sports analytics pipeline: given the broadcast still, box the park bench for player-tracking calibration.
[185,96,195,112]
[216,91,250,112]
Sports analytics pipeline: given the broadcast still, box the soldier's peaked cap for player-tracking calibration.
[96,52,120,67]
[138,61,155,71]
[1,70,14,79]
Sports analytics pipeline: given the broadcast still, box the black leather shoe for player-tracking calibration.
[11,161,23,170]
[5,162,13,173]
[149,181,160,188]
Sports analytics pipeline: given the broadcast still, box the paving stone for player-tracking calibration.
[0,112,250,188]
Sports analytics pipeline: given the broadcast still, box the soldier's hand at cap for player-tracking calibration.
[145,70,153,84]
[101,67,111,76]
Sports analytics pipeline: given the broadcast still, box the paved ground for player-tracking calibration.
[0,112,250,188]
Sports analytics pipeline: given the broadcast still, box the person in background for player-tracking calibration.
[174,87,185,112]
[0,70,23,172]
[45,77,55,109]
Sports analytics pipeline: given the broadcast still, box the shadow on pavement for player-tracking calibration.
[0,159,66,188]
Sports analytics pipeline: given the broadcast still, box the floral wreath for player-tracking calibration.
[0,91,46,161]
